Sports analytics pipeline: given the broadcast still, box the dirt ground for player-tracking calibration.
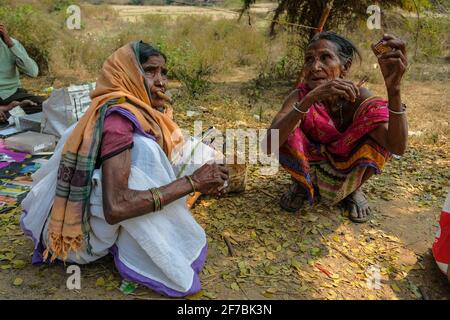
[0,76,448,300]
[0,4,449,301]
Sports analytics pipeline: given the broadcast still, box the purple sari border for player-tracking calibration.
[19,209,45,265]
[106,107,156,140]
[109,243,208,298]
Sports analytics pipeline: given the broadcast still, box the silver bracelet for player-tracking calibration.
[388,103,407,115]
[293,102,309,114]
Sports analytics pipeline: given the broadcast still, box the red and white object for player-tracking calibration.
[433,189,450,275]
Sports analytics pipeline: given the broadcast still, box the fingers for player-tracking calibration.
[8,101,20,109]
[342,80,360,99]
[335,79,359,95]
[333,81,358,102]
[380,57,407,71]
[220,172,228,181]
[380,34,407,55]
[218,164,229,175]
[331,88,352,102]
[379,50,407,65]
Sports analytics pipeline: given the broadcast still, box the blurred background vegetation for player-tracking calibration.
[0,0,448,96]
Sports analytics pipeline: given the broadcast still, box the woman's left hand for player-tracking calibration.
[372,34,408,93]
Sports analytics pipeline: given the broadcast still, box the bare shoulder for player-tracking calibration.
[350,86,373,113]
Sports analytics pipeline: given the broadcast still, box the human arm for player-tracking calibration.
[0,25,39,77]
[368,34,408,155]
[263,80,360,154]
[102,150,229,225]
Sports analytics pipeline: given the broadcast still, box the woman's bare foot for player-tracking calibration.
[343,188,372,223]
[280,181,307,212]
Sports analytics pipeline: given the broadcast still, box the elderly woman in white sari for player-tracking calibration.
[20,42,228,297]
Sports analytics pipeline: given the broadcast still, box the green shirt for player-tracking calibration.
[0,38,39,100]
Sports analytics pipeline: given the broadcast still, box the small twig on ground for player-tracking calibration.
[332,246,364,269]
[260,189,277,199]
[223,235,236,257]
[238,283,250,300]
[318,230,364,269]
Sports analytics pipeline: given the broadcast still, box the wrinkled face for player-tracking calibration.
[141,55,168,110]
[303,39,349,89]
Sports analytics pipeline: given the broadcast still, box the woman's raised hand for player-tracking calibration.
[372,34,408,94]
[190,162,229,195]
[307,79,360,105]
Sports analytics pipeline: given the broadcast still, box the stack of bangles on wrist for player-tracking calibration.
[149,188,164,211]
[388,103,407,115]
[185,175,196,196]
[293,101,309,114]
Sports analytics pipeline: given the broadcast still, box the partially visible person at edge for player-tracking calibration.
[433,189,450,284]
[0,23,43,123]
[20,41,229,297]
[263,31,408,223]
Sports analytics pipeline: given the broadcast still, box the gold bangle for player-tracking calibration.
[149,188,162,211]
[185,175,196,196]
[154,188,164,210]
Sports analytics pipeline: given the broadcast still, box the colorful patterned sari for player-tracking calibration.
[279,83,390,205]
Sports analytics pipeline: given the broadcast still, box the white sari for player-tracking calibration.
[20,126,219,297]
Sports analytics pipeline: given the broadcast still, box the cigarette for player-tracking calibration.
[357,76,369,88]
[156,91,172,103]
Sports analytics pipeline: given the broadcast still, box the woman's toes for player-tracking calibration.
[361,209,367,218]
[357,207,363,219]
[350,205,358,219]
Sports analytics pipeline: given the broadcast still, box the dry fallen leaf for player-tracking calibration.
[13,277,23,286]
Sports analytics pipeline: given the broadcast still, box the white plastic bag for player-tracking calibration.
[41,83,95,137]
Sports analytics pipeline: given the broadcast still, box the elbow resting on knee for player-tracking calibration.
[103,206,122,225]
